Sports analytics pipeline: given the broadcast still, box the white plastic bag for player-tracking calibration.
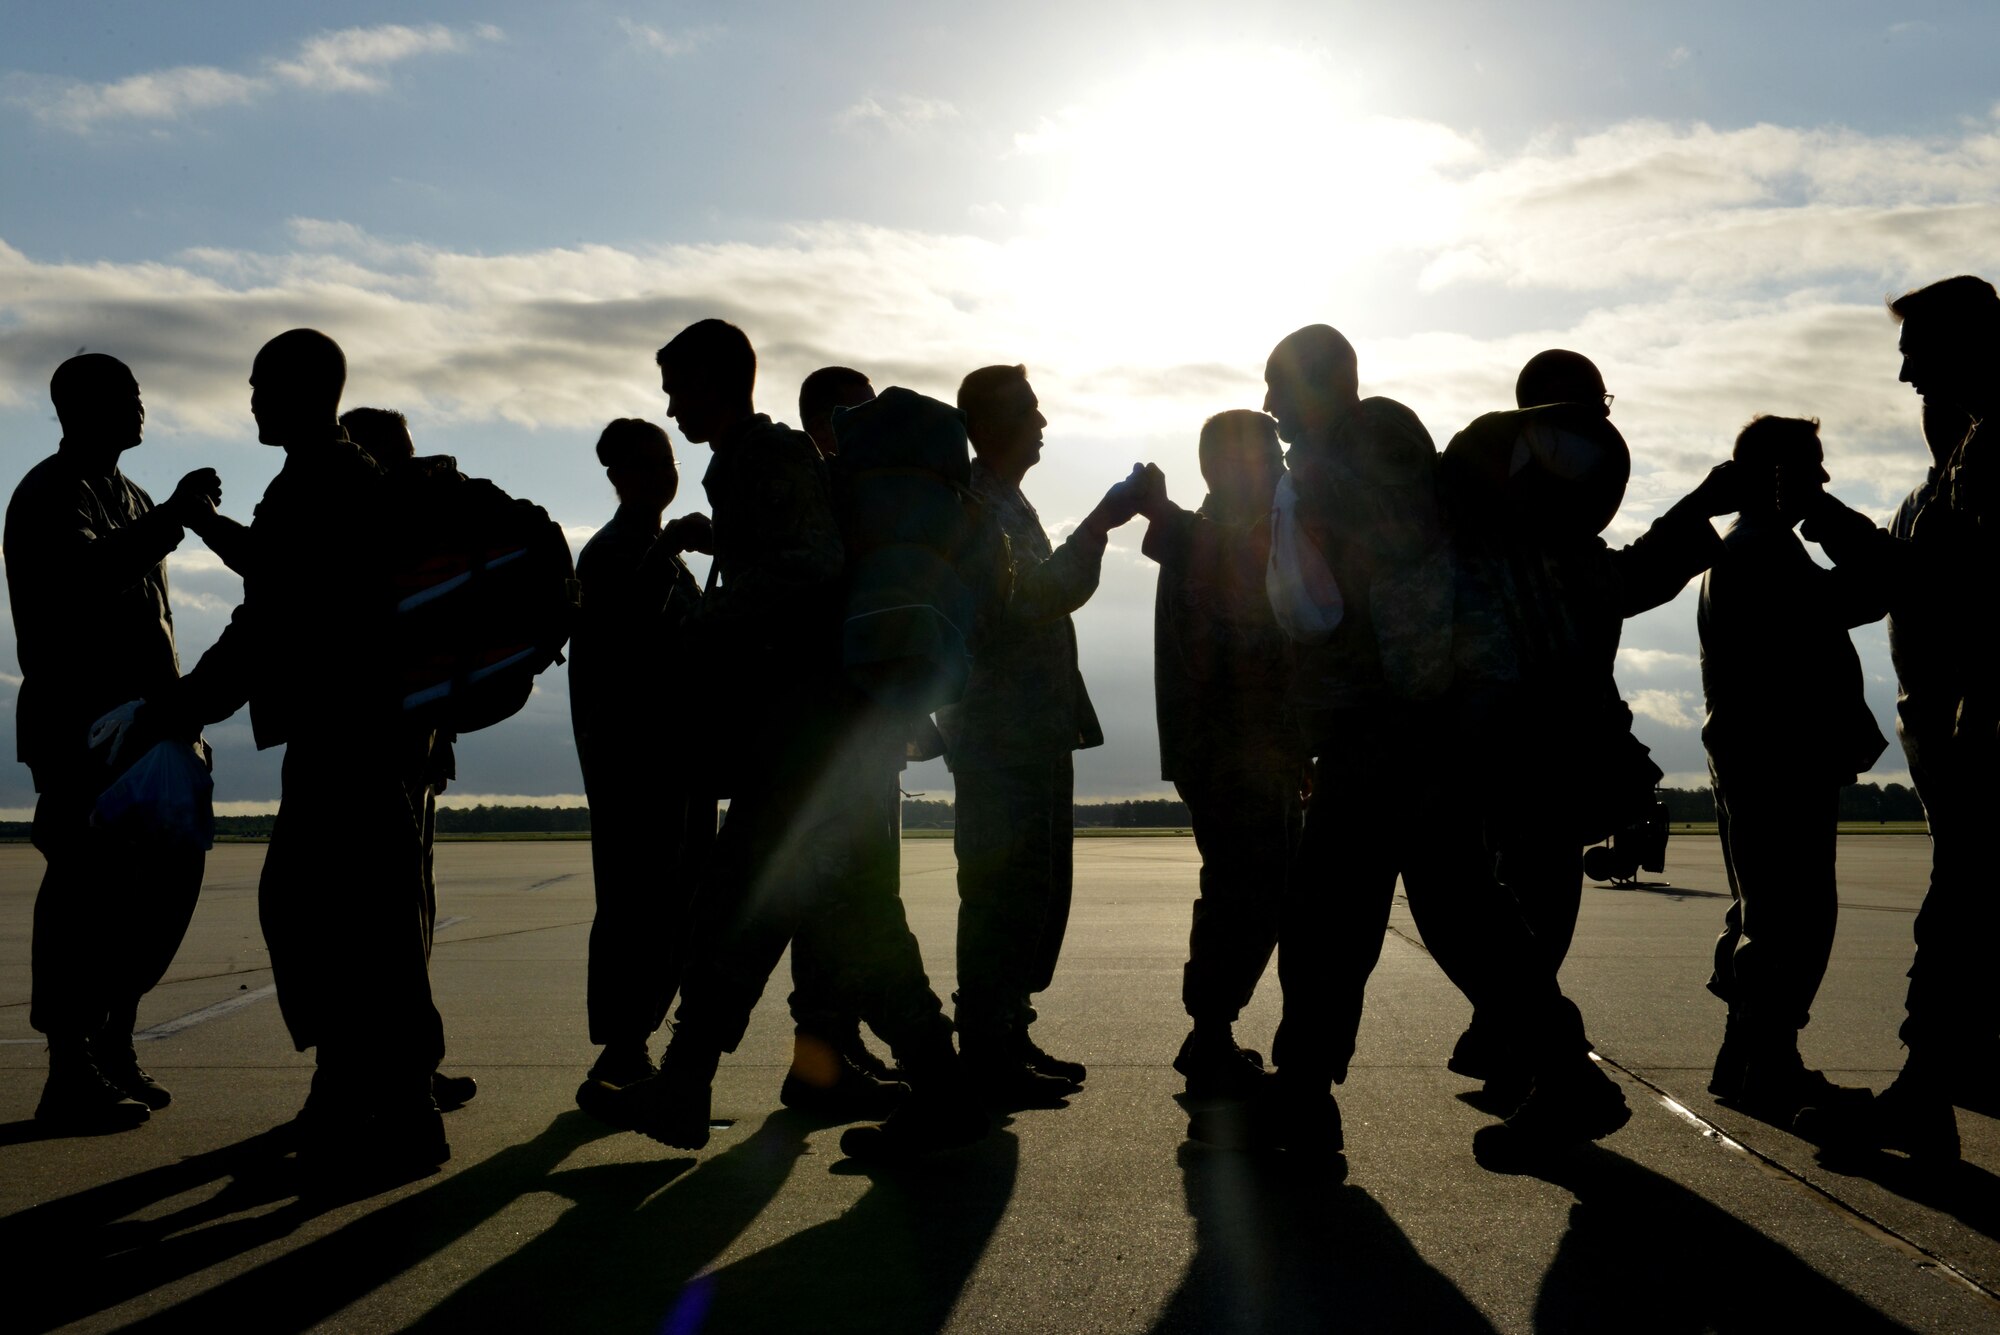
[91,740,216,851]
[1265,473,1345,644]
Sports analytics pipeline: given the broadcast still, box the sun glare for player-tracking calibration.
[1008,46,1474,422]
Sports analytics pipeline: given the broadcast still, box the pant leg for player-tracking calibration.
[263,742,444,1097]
[1900,731,2000,1056]
[30,783,205,1038]
[1494,823,1584,975]
[582,751,700,1047]
[1706,764,1839,1032]
[786,759,902,1039]
[1272,710,1429,1084]
[1706,758,1747,1007]
[1028,752,1075,998]
[953,759,1059,1033]
[1176,770,1298,1025]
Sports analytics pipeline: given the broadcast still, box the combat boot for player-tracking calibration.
[577,1039,720,1149]
[1473,1058,1629,1166]
[1708,1014,1748,1101]
[839,1069,988,1162]
[1173,1025,1271,1101]
[1726,1034,1869,1127]
[431,1071,478,1111]
[1187,1067,1342,1153]
[780,1031,908,1122]
[958,1027,1074,1109]
[1018,1029,1086,1086]
[1798,1064,1959,1160]
[586,1040,656,1088]
[36,1038,150,1131]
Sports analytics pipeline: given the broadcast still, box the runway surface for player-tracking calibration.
[3,834,1997,1332]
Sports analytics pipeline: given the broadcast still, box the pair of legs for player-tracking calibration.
[1705,758,1848,1115]
[263,739,448,1164]
[1256,705,1619,1154]
[580,743,713,1082]
[30,776,203,1126]
[951,752,1080,1081]
[1173,769,1297,1092]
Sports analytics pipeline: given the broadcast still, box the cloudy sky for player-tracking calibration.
[3,2,1996,813]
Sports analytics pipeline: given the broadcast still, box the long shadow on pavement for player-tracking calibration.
[1816,1149,2000,1246]
[1151,1141,1498,1334]
[409,1111,1019,1334]
[1512,1143,1918,1332]
[14,1112,637,1333]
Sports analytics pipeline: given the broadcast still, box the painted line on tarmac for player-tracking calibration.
[436,914,469,930]
[522,874,578,893]
[1595,1052,1999,1306]
[135,985,279,1041]
[1389,922,1999,1307]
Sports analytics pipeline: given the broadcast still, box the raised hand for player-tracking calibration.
[665,512,714,554]
[168,468,222,527]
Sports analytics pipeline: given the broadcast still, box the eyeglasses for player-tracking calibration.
[1603,393,1616,408]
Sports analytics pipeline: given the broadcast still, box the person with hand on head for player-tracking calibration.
[1698,415,1884,1127]
[934,363,1150,1107]
[143,329,454,1184]
[1136,410,1305,1099]
[569,417,714,1093]
[1792,275,2000,1159]
[4,352,242,1129]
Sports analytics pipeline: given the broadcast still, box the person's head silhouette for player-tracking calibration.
[1515,349,1610,415]
[250,328,345,447]
[958,364,1045,483]
[1889,275,2000,419]
[595,417,678,512]
[1732,415,1825,526]
[655,319,756,446]
[1263,325,1359,446]
[799,366,874,458]
[339,407,414,470]
[50,352,144,454]
[1197,409,1283,520]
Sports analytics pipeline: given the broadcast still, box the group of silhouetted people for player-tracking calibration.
[7,273,1995,1182]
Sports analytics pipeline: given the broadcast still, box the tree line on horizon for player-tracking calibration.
[0,783,1930,842]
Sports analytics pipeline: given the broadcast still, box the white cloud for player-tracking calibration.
[1617,647,1698,676]
[617,19,719,58]
[1627,688,1703,730]
[839,94,960,136]
[14,23,501,131]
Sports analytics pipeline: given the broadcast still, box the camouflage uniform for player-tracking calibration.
[669,416,953,1065]
[936,459,1105,1044]
[1142,494,1304,1027]
[570,503,711,1049]
[1807,416,1998,1060]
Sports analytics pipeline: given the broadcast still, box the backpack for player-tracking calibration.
[379,456,580,733]
[827,388,1009,714]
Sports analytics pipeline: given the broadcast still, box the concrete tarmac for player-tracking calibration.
[2,834,1997,1332]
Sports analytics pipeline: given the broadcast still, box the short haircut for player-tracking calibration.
[1887,275,2000,333]
[1198,410,1282,477]
[1732,415,1822,468]
[1515,349,1606,409]
[655,319,756,397]
[50,352,135,418]
[1267,325,1358,394]
[799,366,873,430]
[256,328,347,400]
[957,364,1029,439]
[339,407,413,463]
[595,417,674,470]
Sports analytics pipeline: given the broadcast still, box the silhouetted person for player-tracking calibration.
[1426,350,1735,1098]
[1203,324,1633,1158]
[777,364,914,1112]
[1139,410,1303,1097]
[147,329,451,1179]
[338,406,416,469]
[1699,416,1883,1124]
[1796,275,2000,1158]
[569,418,712,1089]
[579,319,981,1159]
[937,363,1149,1103]
[335,403,477,1113]
[798,365,875,459]
[3,353,231,1128]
